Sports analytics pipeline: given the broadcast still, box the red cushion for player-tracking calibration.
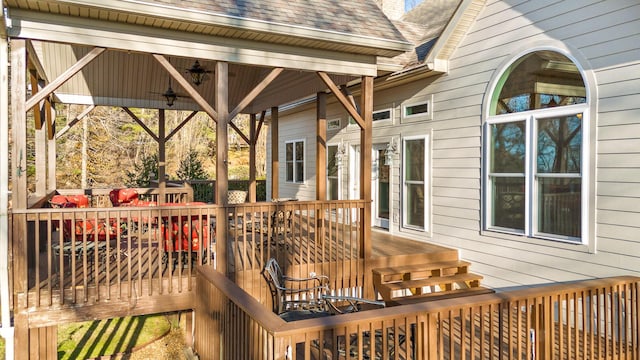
[67,194,89,208]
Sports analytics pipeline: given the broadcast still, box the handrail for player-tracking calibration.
[196,271,640,360]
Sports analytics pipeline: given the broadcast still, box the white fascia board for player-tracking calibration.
[51,0,413,54]
[424,0,486,72]
[8,9,379,76]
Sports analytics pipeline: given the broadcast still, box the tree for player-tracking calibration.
[125,152,158,187]
[176,149,208,180]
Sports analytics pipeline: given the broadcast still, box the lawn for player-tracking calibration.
[57,314,172,359]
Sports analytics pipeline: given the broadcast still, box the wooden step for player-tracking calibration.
[375,272,484,301]
[373,260,471,283]
[385,287,495,306]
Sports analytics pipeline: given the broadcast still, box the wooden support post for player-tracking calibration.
[158,109,166,204]
[81,111,88,189]
[316,92,327,201]
[249,113,257,203]
[360,76,374,299]
[360,77,373,259]
[29,325,57,359]
[270,106,279,200]
[13,313,28,360]
[47,103,56,192]
[11,39,27,210]
[215,61,229,274]
[10,44,29,358]
[316,92,327,247]
[35,114,47,196]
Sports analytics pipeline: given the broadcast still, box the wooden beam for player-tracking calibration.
[317,71,364,128]
[55,105,95,139]
[256,110,266,141]
[30,71,42,130]
[121,107,159,142]
[228,67,283,121]
[166,111,198,141]
[229,121,250,144]
[270,106,279,200]
[24,47,105,112]
[152,54,219,122]
[26,40,49,83]
[316,92,327,201]
[45,98,54,140]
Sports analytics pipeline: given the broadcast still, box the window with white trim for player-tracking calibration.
[403,135,429,231]
[485,50,587,242]
[373,108,392,124]
[286,140,305,183]
[402,98,430,121]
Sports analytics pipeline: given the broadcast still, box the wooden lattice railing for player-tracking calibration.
[195,270,640,360]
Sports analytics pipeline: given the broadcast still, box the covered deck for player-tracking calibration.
[2,1,640,359]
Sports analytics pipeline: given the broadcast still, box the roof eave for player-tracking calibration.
[53,0,414,57]
[423,0,487,68]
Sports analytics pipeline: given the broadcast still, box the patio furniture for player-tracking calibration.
[49,194,90,208]
[159,202,211,270]
[263,258,384,317]
[52,240,107,281]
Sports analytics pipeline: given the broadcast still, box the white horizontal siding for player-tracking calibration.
[277,113,316,201]
[275,0,640,290]
[425,0,640,289]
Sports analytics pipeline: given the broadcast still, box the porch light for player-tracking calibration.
[384,139,397,166]
[186,60,210,86]
[163,82,177,107]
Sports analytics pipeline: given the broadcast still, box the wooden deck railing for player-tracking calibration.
[55,186,194,207]
[195,270,640,360]
[11,199,368,319]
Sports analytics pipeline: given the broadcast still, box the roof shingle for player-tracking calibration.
[145,0,408,43]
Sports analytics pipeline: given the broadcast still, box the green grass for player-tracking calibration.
[57,314,171,359]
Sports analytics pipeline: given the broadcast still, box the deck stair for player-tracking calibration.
[372,260,490,302]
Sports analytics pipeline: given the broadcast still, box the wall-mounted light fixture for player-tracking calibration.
[384,139,397,166]
[186,60,211,86]
[335,142,347,167]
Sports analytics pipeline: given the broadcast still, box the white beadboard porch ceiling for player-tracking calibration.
[32,42,356,113]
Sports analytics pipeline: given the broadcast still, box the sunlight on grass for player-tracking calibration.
[58,314,171,359]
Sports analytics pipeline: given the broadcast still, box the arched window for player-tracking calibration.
[485,50,588,242]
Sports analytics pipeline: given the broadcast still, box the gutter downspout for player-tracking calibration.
[0,8,15,360]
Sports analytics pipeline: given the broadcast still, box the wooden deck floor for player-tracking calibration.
[371,229,453,257]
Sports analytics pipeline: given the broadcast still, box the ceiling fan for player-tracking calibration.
[150,79,189,107]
